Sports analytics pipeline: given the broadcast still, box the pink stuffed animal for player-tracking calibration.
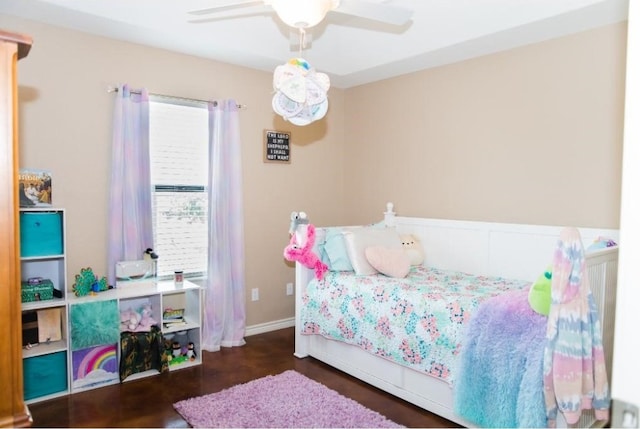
[137,304,157,331]
[284,223,328,280]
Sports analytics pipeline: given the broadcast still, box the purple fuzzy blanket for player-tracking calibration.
[453,288,548,428]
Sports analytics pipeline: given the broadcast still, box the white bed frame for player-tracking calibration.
[294,203,620,428]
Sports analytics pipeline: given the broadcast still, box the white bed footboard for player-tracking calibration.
[293,204,619,428]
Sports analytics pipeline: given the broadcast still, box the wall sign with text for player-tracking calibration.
[264,130,290,163]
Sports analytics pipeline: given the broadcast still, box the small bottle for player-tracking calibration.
[174,270,184,286]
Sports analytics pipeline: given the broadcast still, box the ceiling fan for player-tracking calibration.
[188,1,413,126]
[188,0,414,30]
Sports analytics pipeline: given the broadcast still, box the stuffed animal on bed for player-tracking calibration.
[284,223,328,280]
[528,268,552,316]
[289,211,308,234]
[400,234,425,266]
[289,211,309,247]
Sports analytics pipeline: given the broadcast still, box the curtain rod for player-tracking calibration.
[107,86,246,109]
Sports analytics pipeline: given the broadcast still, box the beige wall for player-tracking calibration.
[1,15,346,327]
[0,15,627,328]
[345,23,626,228]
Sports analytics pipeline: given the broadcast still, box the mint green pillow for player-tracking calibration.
[320,228,353,271]
[528,269,552,316]
[318,223,387,272]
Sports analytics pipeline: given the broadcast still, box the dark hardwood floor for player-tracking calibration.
[27,327,461,428]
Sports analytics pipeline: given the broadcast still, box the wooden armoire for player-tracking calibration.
[0,29,33,428]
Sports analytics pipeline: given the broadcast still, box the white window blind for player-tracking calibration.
[149,99,209,279]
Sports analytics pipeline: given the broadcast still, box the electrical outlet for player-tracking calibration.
[286,282,294,296]
[251,288,259,301]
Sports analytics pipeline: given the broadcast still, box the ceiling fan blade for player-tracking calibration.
[333,0,413,26]
[188,6,273,24]
[188,0,265,16]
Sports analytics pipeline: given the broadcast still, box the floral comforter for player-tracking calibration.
[300,266,530,385]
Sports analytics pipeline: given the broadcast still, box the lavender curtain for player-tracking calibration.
[107,84,153,287]
[202,99,246,351]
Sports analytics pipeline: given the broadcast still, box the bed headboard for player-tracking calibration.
[393,214,619,282]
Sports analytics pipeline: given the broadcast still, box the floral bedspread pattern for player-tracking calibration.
[300,266,530,385]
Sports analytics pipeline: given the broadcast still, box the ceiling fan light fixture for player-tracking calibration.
[268,0,340,28]
[272,58,330,126]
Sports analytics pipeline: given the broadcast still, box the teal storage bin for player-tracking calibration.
[20,211,63,257]
[23,351,68,400]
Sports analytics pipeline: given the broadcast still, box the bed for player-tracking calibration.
[293,203,619,428]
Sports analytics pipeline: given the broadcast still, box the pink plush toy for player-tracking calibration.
[284,223,328,280]
[120,304,158,332]
[137,303,157,331]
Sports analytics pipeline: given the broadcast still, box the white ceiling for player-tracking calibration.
[0,0,629,88]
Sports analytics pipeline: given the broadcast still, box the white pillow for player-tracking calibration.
[343,227,402,275]
[365,246,410,278]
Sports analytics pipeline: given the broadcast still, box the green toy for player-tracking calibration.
[72,267,108,297]
[528,268,552,316]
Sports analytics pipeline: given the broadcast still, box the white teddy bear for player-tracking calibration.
[400,234,425,266]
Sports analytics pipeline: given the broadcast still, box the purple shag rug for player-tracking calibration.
[173,370,404,428]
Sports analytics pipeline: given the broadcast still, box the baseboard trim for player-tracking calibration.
[245,317,295,337]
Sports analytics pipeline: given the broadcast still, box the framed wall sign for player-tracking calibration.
[264,130,291,163]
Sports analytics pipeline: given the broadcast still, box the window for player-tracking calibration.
[149,98,209,279]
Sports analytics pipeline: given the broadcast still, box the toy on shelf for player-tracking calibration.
[119,303,158,332]
[172,341,182,357]
[164,336,197,365]
[143,248,158,260]
[121,308,141,332]
[186,342,197,361]
[167,340,189,366]
[143,248,159,277]
[169,355,189,365]
[72,267,108,297]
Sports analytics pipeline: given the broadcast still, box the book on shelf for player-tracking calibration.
[162,308,185,327]
[19,168,52,207]
[163,320,188,328]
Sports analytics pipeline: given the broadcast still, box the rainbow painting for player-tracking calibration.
[72,343,119,389]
